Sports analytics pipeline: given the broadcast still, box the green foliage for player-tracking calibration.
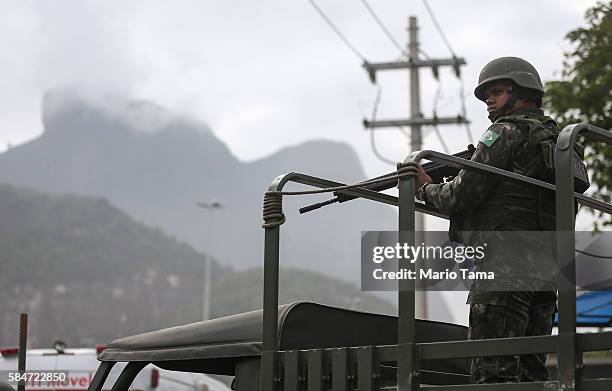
[544,1,612,227]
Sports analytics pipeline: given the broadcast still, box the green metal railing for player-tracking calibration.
[261,123,612,391]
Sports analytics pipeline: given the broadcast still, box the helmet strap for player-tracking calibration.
[488,85,518,122]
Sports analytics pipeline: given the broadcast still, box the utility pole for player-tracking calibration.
[408,16,427,320]
[409,16,422,159]
[196,199,224,321]
[362,16,469,319]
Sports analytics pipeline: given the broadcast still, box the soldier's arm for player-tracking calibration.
[424,123,522,215]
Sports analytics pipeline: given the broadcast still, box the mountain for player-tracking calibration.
[0,183,225,347]
[211,267,397,318]
[0,90,397,281]
[0,183,396,347]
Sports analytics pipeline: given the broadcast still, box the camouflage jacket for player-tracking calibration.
[424,108,559,232]
[424,109,561,284]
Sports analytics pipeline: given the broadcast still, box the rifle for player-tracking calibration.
[299,145,475,214]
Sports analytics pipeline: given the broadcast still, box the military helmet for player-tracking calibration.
[474,57,544,102]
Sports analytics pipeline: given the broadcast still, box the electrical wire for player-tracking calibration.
[459,76,474,142]
[369,85,408,140]
[433,77,442,113]
[306,0,367,61]
[395,52,409,64]
[372,84,411,140]
[397,125,411,137]
[370,124,398,166]
[421,0,457,58]
[575,249,612,259]
[431,77,450,153]
[419,49,431,60]
[421,1,473,145]
[432,107,451,154]
[359,0,405,55]
[432,125,450,154]
[369,85,397,166]
[371,85,382,122]
[356,2,464,159]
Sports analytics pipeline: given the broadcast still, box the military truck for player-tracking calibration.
[88,123,612,390]
[0,343,231,391]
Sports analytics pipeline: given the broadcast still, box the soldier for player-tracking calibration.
[415,57,562,383]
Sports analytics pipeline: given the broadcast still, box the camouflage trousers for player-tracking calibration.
[468,290,556,384]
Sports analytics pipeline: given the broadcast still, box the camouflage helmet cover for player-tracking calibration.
[474,56,544,101]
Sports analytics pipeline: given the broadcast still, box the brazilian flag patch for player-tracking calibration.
[479,129,500,147]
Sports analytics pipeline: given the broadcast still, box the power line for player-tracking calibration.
[421,0,457,58]
[459,76,474,141]
[431,77,450,153]
[419,49,431,60]
[370,85,410,139]
[306,0,366,61]
[421,1,473,144]
[369,85,407,166]
[432,125,450,154]
[359,0,405,54]
[432,76,442,114]
[369,123,398,166]
[369,86,396,165]
[575,249,612,259]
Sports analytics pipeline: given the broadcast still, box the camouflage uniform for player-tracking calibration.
[423,108,559,383]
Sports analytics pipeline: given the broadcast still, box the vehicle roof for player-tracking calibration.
[99,302,469,376]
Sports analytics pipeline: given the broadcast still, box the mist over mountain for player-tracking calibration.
[0,90,397,281]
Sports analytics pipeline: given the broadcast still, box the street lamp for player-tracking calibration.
[196,199,224,321]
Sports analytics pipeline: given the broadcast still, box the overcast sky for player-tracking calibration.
[0,0,599,220]
[0,1,601,324]
[0,1,598,169]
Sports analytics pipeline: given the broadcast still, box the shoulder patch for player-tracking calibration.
[479,128,500,147]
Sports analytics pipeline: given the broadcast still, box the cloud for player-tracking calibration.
[0,0,600,173]
[42,88,209,134]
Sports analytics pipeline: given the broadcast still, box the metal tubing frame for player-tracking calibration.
[398,164,418,391]
[110,362,146,391]
[260,122,612,391]
[408,150,611,216]
[17,314,27,391]
[375,334,558,361]
[554,123,612,390]
[87,361,116,391]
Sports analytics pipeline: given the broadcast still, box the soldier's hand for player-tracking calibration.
[416,164,433,188]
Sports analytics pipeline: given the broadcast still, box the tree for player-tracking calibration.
[544,1,611,227]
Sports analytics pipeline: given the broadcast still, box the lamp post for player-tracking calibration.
[196,199,224,321]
